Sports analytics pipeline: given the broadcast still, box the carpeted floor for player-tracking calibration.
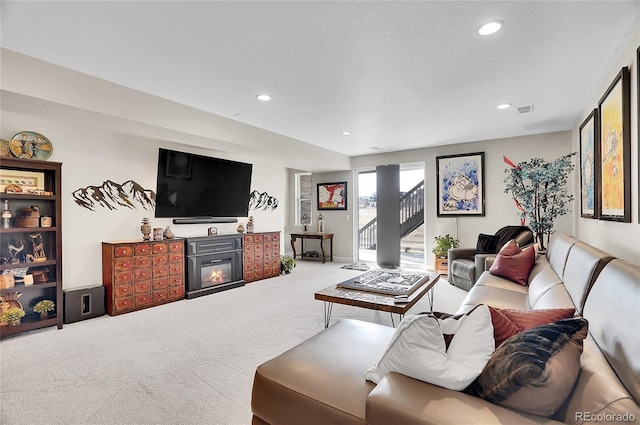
[0,261,466,425]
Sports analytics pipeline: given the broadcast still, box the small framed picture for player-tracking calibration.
[317,181,347,210]
[0,169,46,192]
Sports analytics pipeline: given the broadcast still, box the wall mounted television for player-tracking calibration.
[154,148,253,220]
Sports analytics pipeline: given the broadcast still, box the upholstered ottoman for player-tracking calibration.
[251,319,395,425]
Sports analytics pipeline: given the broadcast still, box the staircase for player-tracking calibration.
[358,180,424,249]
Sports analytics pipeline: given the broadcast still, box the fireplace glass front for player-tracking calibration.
[201,260,233,288]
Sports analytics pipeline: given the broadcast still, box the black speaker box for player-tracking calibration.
[63,285,105,324]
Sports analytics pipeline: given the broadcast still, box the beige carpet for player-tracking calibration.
[0,261,467,425]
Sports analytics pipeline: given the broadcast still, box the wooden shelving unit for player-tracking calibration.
[0,158,63,338]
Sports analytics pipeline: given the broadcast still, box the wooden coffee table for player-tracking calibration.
[314,272,439,328]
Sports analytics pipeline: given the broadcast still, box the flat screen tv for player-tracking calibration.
[154,148,253,219]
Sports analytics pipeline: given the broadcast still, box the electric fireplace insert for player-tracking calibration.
[184,235,244,298]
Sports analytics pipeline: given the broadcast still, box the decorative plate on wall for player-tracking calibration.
[10,131,53,160]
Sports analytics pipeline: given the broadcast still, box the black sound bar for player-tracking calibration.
[172,217,239,224]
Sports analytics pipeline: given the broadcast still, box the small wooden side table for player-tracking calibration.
[435,256,448,275]
[290,232,334,263]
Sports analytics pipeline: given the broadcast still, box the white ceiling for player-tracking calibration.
[2,1,639,157]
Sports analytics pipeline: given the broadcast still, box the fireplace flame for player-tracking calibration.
[208,269,226,284]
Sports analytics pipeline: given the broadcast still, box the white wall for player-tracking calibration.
[312,171,354,262]
[572,24,640,264]
[352,132,575,267]
[2,109,288,289]
[3,37,639,286]
[282,169,354,262]
[1,50,352,290]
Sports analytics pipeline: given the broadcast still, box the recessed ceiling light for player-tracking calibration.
[256,94,271,101]
[341,131,352,136]
[478,20,504,36]
[497,103,512,110]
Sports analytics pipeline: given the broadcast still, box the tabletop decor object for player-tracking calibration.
[9,131,53,160]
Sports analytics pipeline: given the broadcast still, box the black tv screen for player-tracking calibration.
[154,148,253,218]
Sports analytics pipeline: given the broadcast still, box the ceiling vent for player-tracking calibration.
[517,105,534,114]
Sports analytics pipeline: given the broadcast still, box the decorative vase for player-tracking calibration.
[141,218,151,241]
[163,226,175,239]
[237,224,245,233]
[0,301,10,326]
[246,216,254,233]
[39,312,49,320]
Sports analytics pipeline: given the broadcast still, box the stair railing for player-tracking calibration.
[358,180,425,249]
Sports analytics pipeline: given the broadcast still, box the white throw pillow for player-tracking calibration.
[365,304,494,390]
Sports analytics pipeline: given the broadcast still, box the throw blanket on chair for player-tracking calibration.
[494,226,534,253]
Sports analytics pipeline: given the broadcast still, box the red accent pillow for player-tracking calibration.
[489,307,576,347]
[489,240,536,286]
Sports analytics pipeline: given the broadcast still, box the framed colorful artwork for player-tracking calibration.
[598,66,630,222]
[579,109,599,218]
[317,181,347,210]
[436,152,485,216]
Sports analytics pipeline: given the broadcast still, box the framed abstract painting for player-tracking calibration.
[579,109,599,218]
[317,181,347,210]
[598,66,630,223]
[436,152,485,216]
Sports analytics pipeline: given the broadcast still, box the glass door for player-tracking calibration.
[357,170,377,262]
[357,164,425,266]
[400,165,425,266]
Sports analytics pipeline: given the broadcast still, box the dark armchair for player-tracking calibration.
[447,226,534,291]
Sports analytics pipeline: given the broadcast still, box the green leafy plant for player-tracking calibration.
[33,299,55,314]
[432,234,459,257]
[280,255,296,274]
[2,307,25,326]
[504,153,576,250]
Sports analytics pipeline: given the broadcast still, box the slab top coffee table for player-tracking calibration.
[314,270,440,328]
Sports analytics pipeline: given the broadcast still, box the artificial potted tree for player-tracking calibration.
[503,153,576,251]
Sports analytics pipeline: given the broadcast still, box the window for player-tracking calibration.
[296,172,312,226]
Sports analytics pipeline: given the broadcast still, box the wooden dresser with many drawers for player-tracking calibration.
[243,232,281,283]
[102,239,185,315]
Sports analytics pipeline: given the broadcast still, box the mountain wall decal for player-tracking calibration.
[73,179,156,211]
[249,190,278,211]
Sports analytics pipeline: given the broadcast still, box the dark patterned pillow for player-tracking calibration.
[476,234,500,254]
[465,317,588,417]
